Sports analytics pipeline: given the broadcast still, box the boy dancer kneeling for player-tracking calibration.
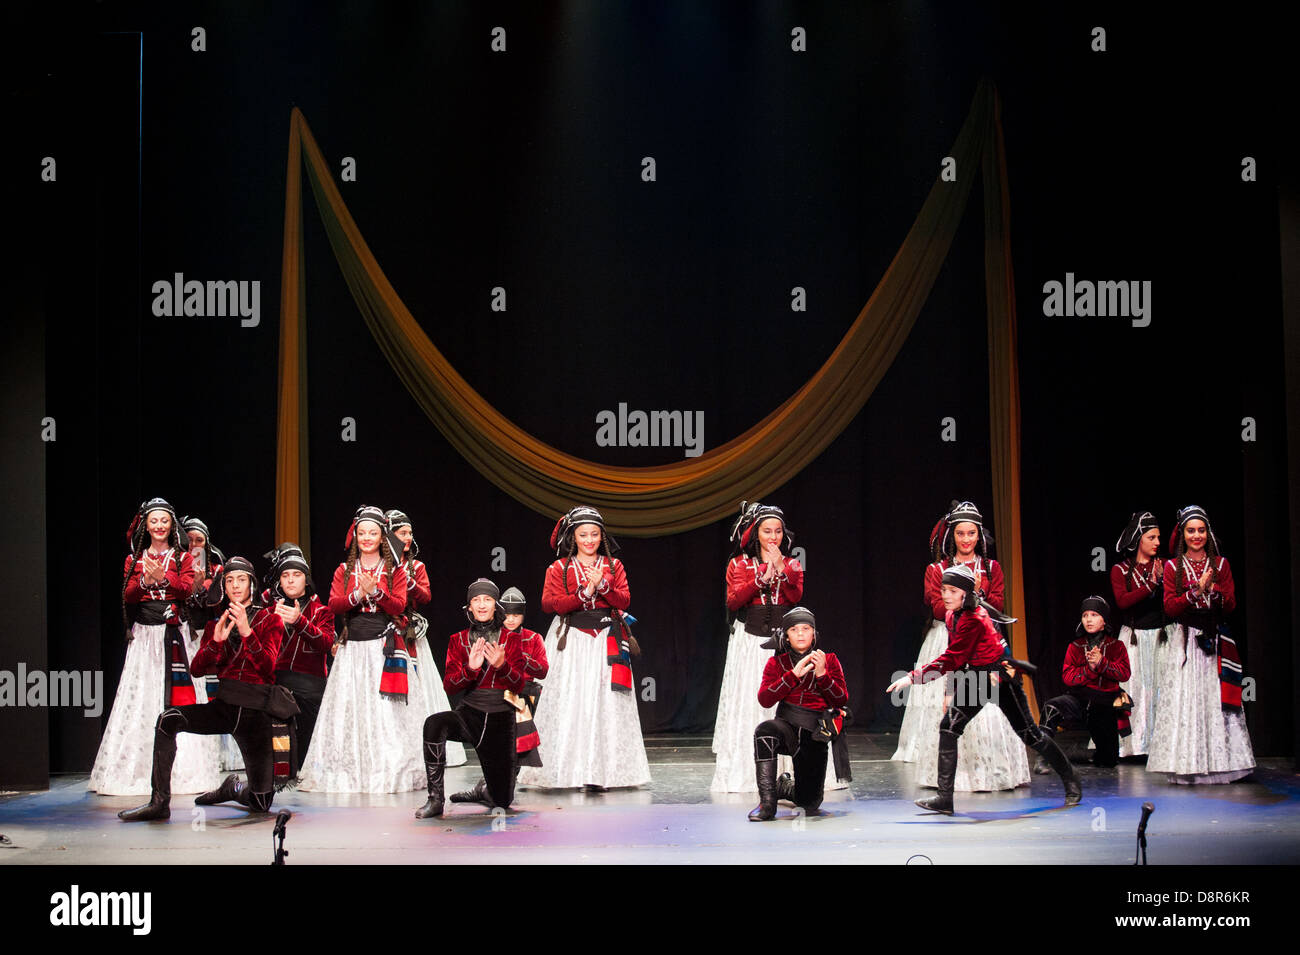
[417,579,528,818]
[749,606,850,821]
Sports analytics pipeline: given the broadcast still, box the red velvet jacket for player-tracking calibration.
[444,628,529,696]
[191,605,281,685]
[402,558,431,610]
[541,557,630,621]
[272,594,336,679]
[1163,555,1235,625]
[757,651,849,710]
[124,548,195,624]
[1110,559,1166,630]
[923,557,1003,622]
[725,555,804,612]
[328,561,408,618]
[508,626,549,680]
[1062,634,1131,693]
[911,606,1007,682]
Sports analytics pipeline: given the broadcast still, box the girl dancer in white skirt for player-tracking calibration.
[298,506,432,793]
[386,508,464,767]
[516,505,651,790]
[892,501,1030,791]
[90,498,221,796]
[1147,505,1255,784]
[1109,512,1173,756]
[709,502,845,793]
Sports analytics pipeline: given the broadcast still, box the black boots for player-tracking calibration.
[915,729,957,815]
[414,741,446,819]
[776,772,795,803]
[195,774,243,806]
[1032,730,1054,775]
[450,777,489,805]
[748,735,780,821]
[749,758,778,822]
[118,791,170,822]
[1035,705,1061,774]
[1030,732,1082,806]
[120,722,175,821]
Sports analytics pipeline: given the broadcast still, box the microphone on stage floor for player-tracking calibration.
[1134,801,1154,865]
[272,810,291,865]
[1137,801,1154,836]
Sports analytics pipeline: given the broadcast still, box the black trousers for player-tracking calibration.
[155,699,275,811]
[275,671,326,775]
[939,667,1048,747]
[424,706,517,808]
[1042,691,1121,766]
[754,718,829,808]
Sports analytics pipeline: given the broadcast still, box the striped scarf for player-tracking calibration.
[379,622,410,703]
[165,625,196,708]
[507,681,543,755]
[1218,628,1244,711]
[606,614,633,692]
[272,721,294,787]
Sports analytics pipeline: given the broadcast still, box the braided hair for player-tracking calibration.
[345,535,397,590]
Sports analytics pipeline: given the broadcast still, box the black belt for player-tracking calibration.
[775,701,821,732]
[775,701,852,782]
[743,604,784,649]
[216,678,301,720]
[275,670,326,698]
[566,609,613,631]
[464,687,514,713]
[133,601,174,626]
[345,612,390,642]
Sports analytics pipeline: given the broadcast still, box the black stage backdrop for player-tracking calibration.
[10,2,1292,780]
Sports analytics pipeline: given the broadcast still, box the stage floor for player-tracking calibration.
[2,733,1296,864]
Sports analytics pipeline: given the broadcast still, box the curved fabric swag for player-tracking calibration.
[275,80,1028,679]
[278,79,1017,531]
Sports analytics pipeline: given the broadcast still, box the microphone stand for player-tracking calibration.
[272,810,291,865]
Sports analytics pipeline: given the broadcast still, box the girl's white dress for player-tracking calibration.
[516,614,651,789]
[1146,624,1254,784]
[89,622,223,796]
[298,637,434,793]
[1114,624,1174,757]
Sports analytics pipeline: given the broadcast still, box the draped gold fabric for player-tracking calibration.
[275,81,1012,534]
[275,112,311,560]
[275,81,1029,671]
[981,91,1033,700]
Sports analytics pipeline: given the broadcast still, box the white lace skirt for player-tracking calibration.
[297,638,431,793]
[88,623,222,796]
[709,618,847,793]
[892,620,1030,791]
[408,635,465,766]
[1116,624,1175,757]
[891,620,947,763]
[1145,625,1255,784]
[218,729,244,771]
[516,616,651,789]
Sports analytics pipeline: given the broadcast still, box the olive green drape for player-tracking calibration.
[274,78,1032,674]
